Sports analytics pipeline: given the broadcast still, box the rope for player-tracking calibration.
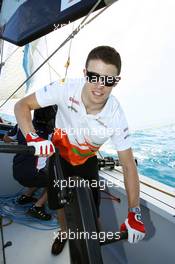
[35,47,62,79]
[101,190,120,203]
[0,190,58,230]
[44,36,52,84]
[0,39,4,75]
[97,150,104,159]
[62,23,75,83]
[0,43,20,75]
[0,0,113,109]
[3,46,19,64]
[80,4,110,29]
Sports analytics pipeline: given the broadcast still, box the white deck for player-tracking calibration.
[2,221,70,264]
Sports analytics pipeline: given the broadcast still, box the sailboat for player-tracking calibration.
[0,1,175,263]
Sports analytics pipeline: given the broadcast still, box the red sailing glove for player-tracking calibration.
[120,211,145,243]
[26,132,55,156]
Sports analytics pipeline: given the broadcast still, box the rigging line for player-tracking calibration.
[0,42,19,65]
[35,47,62,78]
[0,44,20,75]
[0,0,112,108]
[0,39,3,56]
[75,0,103,29]
[0,39,4,56]
[62,22,75,82]
[44,36,52,83]
[83,5,110,27]
[61,0,110,82]
[97,150,104,159]
[101,190,120,203]
[3,47,19,64]
[0,39,4,74]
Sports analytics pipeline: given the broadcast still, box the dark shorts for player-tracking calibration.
[13,154,49,188]
[48,155,100,217]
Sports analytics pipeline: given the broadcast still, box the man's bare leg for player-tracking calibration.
[24,187,37,197]
[35,188,48,207]
[57,208,67,231]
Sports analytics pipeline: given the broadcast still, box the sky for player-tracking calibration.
[1,0,175,130]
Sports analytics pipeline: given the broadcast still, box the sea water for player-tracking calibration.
[100,124,175,188]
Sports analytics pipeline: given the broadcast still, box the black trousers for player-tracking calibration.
[13,154,49,188]
[47,155,100,217]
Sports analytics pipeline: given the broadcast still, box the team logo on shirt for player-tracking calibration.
[69,97,80,105]
[68,106,78,113]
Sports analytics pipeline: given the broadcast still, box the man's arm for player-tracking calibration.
[117,147,140,208]
[118,147,145,243]
[14,93,55,156]
[14,93,41,137]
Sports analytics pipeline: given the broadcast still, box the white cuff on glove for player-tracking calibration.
[125,218,145,243]
[26,132,55,156]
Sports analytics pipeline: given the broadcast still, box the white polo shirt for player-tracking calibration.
[35,79,131,165]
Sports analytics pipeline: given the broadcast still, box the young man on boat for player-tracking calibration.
[14,46,146,254]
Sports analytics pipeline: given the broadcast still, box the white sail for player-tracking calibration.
[0,42,25,99]
[23,37,60,95]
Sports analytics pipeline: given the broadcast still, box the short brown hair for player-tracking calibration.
[85,46,121,75]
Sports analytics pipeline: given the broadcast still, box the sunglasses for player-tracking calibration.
[86,70,121,87]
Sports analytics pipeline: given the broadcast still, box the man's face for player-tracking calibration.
[83,59,120,105]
